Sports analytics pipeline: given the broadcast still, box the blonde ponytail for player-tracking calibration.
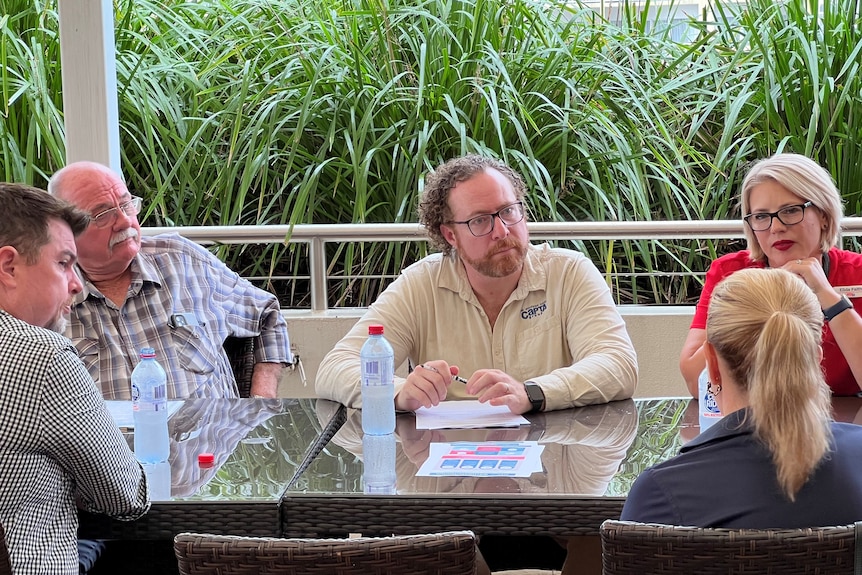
[706,268,832,500]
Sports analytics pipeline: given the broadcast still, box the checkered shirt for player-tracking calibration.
[0,311,150,574]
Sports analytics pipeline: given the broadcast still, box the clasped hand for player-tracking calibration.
[394,361,530,414]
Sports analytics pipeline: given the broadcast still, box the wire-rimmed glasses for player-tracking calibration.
[743,201,812,232]
[448,201,525,237]
[90,196,143,228]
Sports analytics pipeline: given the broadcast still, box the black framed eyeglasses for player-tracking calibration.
[448,202,525,237]
[743,201,812,232]
[90,196,143,229]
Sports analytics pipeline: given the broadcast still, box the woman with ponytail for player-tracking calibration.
[622,268,862,526]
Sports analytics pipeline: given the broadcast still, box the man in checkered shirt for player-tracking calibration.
[0,184,150,574]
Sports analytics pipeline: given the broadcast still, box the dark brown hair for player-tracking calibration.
[0,183,89,263]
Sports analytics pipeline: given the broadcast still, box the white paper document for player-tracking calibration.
[415,399,530,429]
[416,441,544,477]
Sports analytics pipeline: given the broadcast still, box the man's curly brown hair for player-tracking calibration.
[419,155,527,255]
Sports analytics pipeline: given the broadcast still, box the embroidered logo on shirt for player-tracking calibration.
[521,301,547,320]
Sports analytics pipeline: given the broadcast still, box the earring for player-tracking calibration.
[707,381,722,396]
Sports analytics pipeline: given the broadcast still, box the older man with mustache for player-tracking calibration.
[48,162,293,400]
[316,154,637,414]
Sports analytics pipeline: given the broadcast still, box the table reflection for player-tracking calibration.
[166,398,286,499]
[305,399,640,497]
[831,396,862,424]
[678,396,862,445]
[113,398,329,501]
[83,398,333,540]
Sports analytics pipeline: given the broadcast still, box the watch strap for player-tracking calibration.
[824,296,853,322]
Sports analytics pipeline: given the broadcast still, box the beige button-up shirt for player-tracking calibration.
[315,243,638,410]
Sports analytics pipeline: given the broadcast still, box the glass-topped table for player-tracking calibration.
[78,398,330,539]
[281,396,862,538]
[78,396,862,540]
[281,397,694,538]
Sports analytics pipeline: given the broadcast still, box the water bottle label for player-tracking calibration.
[702,391,721,415]
[363,359,388,386]
[134,384,167,411]
[364,360,380,376]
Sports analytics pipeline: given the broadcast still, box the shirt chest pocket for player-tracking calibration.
[171,326,219,375]
[76,338,102,384]
[513,313,566,375]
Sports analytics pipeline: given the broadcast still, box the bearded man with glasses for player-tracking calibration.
[316,154,637,575]
[679,152,862,398]
[317,154,637,414]
[47,162,293,400]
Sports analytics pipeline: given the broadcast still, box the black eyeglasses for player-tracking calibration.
[90,196,143,229]
[743,201,812,232]
[448,202,525,237]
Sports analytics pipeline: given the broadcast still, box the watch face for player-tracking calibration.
[525,383,544,409]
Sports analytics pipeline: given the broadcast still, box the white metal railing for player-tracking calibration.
[142,218,862,311]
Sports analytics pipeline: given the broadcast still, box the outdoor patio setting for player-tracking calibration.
[4,0,862,574]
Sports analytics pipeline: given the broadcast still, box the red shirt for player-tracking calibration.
[691,247,862,396]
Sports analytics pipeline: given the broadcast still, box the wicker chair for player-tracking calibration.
[174,531,480,575]
[223,336,255,398]
[600,519,862,575]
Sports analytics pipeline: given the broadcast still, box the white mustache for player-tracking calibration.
[109,227,139,248]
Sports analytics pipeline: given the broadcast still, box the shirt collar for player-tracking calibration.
[436,243,544,302]
[134,251,164,287]
[680,407,752,452]
[72,253,163,304]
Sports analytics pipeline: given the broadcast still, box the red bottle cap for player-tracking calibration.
[198,453,215,467]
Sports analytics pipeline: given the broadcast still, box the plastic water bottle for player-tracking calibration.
[698,368,722,431]
[131,347,170,463]
[142,461,171,500]
[360,325,395,435]
[362,433,396,494]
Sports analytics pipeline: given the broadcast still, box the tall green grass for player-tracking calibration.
[1,0,861,306]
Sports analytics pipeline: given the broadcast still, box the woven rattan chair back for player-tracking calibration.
[223,336,254,398]
[600,520,862,575]
[0,521,10,575]
[174,530,479,575]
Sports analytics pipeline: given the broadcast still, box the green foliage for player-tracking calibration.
[1,0,861,306]
[732,0,862,214]
[0,1,65,183]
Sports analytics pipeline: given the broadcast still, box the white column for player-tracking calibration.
[57,0,121,173]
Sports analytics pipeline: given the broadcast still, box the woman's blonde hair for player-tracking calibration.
[741,153,843,263]
[706,267,832,500]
